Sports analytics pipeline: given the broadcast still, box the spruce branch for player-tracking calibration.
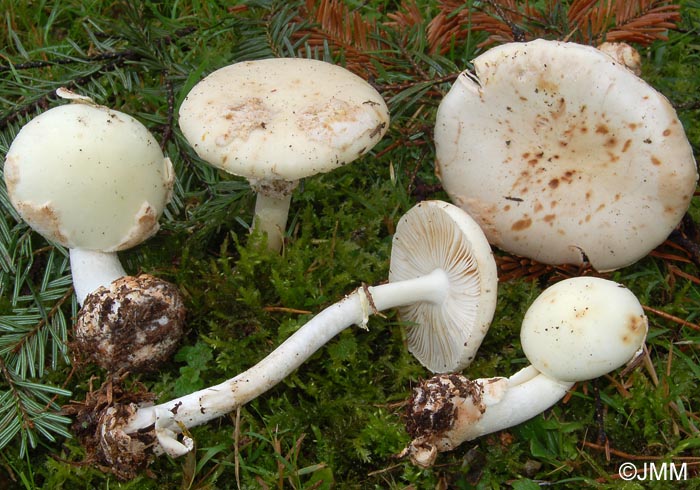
[425,0,682,52]
[294,0,382,74]
[0,26,197,131]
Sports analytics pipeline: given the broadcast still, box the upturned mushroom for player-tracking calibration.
[178,57,390,252]
[435,39,698,272]
[79,200,497,477]
[3,89,185,372]
[402,276,648,468]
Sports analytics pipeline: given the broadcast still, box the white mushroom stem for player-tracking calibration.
[454,366,573,442]
[249,179,299,252]
[119,268,451,456]
[69,248,126,306]
[403,277,648,468]
[252,191,292,252]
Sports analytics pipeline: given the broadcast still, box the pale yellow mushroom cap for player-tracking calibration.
[521,277,648,382]
[178,58,390,182]
[435,39,698,272]
[4,100,174,252]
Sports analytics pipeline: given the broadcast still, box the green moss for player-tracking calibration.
[1,0,700,488]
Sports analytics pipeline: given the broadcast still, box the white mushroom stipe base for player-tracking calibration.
[435,39,698,272]
[401,276,648,468]
[178,57,390,252]
[74,200,497,478]
[3,89,184,371]
[75,275,186,372]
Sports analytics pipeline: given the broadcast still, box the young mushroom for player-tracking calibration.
[77,200,498,478]
[435,39,698,272]
[3,89,185,372]
[178,57,390,252]
[402,276,648,468]
[596,41,642,76]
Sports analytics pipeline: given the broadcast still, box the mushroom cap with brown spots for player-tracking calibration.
[4,102,174,252]
[178,58,390,183]
[435,39,697,272]
[520,276,647,382]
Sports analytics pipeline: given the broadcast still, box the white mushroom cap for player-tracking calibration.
[4,100,174,252]
[521,276,648,382]
[178,57,389,182]
[388,200,498,372]
[435,39,698,272]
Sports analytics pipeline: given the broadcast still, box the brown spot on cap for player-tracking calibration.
[622,314,647,344]
[595,124,609,134]
[512,218,532,231]
[604,137,617,148]
[549,178,560,189]
[622,139,632,153]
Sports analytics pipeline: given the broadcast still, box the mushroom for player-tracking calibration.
[178,57,390,252]
[84,200,497,474]
[402,276,648,468]
[3,89,185,371]
[434,39,698,272]
[596,41,642,76]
